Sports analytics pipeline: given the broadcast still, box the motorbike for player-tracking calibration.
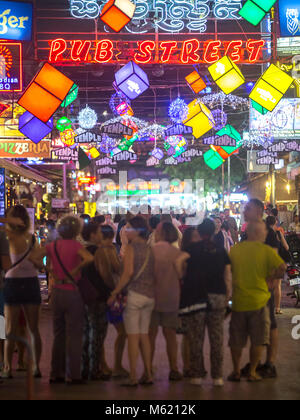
[286,264,300,307]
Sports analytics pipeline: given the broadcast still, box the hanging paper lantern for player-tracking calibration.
[61,84,79,108]
[168,98,189,124]
[78,105,98,129]
[185,71,207,94]
[88,147,101,159]
[183,99,215,139]
[19,112,53,144]
[239,0,277,26]
[204,148,225,170]
[18,63,74,123]
[99,135,117,154]
[115,61,149,100]
[208,57,245,95]
[60,128,76,147]
[249,64,294,112]
[56,116,72,132]
[174,138,188,158]
[109,91,131,115]
[216,124,241,143]
[251,99,269,115]
[164,142,176,157]
[100,0,136,33]
[116,101,134,116]
[212,109,228,131]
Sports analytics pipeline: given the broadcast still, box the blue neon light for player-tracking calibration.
[0,1,33,41]
[279,0,300,37]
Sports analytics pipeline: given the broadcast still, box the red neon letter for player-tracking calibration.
[94,40,114,63]
[180,39,200,64]
[247,40,265,63]
[49,39,67,62]
[71,40,92,62]
[225,40,243,63]
[134,41,155,64]
[204,41,221,64]
[160,41,178,64]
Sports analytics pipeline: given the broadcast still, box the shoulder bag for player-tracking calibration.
[53,241,99,306]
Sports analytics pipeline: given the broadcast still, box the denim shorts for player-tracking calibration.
[4,277,41,306]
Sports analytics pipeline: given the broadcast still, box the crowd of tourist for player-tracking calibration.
[0,199,290,387]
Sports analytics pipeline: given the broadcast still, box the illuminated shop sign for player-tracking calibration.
[49,38,266,65]
[97,166,117,175]
[165,124,193,137]
[52,147,79,161]
[203,135,237,147]
[279,0,300,37]
[0,167,5,217]
[0,42,22,92]
[69,0,242,33]
[75,131,102,143]
[0,1,32,41]
[0,140,50,158]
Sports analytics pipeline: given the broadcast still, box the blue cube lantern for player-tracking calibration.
[115,61,149,100]
[19,111,53,144]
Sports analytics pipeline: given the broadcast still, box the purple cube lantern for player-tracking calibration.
[152,148,164,161]
[19,111,53,144]
[115,61,149,100]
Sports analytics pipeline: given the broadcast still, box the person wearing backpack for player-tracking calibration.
[81,222,114,381]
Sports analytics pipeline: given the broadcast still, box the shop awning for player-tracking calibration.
[0,159,52,183]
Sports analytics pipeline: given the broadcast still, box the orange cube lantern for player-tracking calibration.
[100,0,136,33]
[185,71,207,94]
[18,63,74,123]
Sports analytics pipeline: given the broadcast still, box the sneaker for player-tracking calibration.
[213,378,224,387]
[257,363,277,379]
[190,378,202,386]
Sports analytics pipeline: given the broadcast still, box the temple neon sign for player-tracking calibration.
[49,38,265,64]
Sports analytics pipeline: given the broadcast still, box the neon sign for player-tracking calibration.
[49,38,265,64]
[0,42,22,92]
[69,0,242,33]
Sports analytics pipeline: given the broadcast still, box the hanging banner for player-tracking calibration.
[0,140,51,158]
[203,135,237,147]
[75,130,102,144]
[100,122,134,137]
[165,124,193,137]
[97,166,117,175]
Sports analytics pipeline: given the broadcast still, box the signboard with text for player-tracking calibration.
[0,140,50,159]
[0,42,22,92]
[0,168,5,217]
[0,1,33,41]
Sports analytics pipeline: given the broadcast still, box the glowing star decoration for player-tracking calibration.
[239,0,277,26]
[19,112,53,144]
[60,128,76,147]
[56,116,72,132]
[249,64,294,112]
[100,0,136,33]
[183,99,215,139]
[204,148,225,170]
[78,105,98,129]
[18,63,74,123]
[185,71,207,94]
[61,84,79,108]
[208,56,245,95]
[168,98,189,124]
[251,99,269,115]
[115,61,149,100]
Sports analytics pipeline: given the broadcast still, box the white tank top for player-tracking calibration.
[6,249,38,279]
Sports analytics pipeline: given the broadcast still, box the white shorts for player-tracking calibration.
[123,291,155,335]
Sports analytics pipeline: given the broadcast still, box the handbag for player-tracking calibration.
[53,241,99,306]
[107,249,151,324]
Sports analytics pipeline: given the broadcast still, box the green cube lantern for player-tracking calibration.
[239,0,277,26]
[56,116,72,132]
[216,124,241,143]
[204,148,224,170]
[251,99,269,115]
[61,84,79,108]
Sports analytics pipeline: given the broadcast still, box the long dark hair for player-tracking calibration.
[181,227,197,252]
[198,219,217,252]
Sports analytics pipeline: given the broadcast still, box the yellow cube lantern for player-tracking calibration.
[208,56,245,95]
[249,64,294,112]
[183,99,215,139]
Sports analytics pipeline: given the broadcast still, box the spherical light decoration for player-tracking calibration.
[212,109,228,131]
[168,98,189,124]
[78,105,98,130]
[99,135,117,154]
[109,91,131,116]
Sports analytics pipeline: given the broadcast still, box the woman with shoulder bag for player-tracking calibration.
[2,205,42,379]
[108,216,155,387]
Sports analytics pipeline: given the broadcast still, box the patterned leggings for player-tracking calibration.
[82,302,108,380]
[184,294,226,379]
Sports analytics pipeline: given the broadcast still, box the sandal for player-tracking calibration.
[139,375,154,386]
[276,310,283,315]
[169,370,183,381]
[248,374,262,383]
[121,379,138,387]
[227,372,241,382]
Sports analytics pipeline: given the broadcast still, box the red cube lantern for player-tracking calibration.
[18,63,74,123]
[185,71,207,94]
[100,0,136,33]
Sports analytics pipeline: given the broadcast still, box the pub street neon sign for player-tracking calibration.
[49,38,266,65]
[69,0,243,34]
